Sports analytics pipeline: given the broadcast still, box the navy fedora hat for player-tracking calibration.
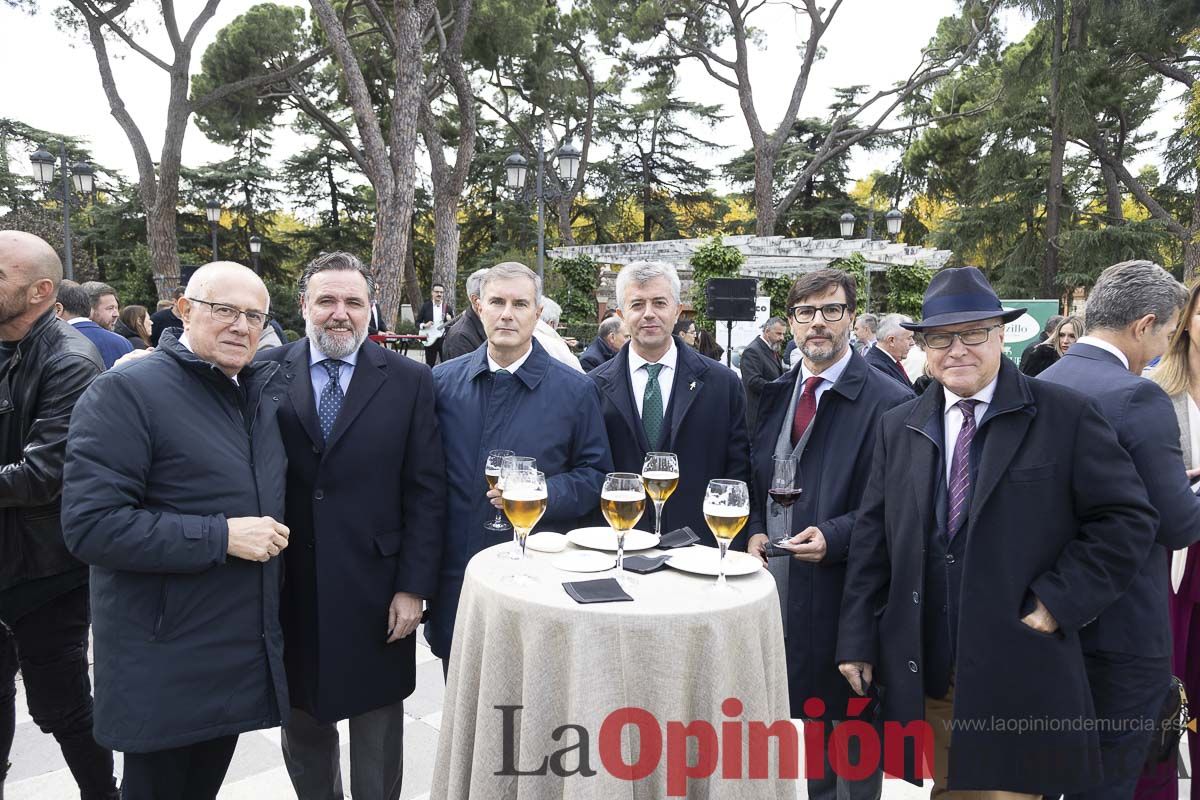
[901,267,1025,332]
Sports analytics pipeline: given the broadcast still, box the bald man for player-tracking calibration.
[62,261,290,799]
[0,232,116,799]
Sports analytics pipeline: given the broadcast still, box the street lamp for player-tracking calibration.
[249,234,263,272]
[501,137,584,279]
[205,200,222,261]
[839,206,903,313]
[885,208,903,237]
[29,144,94,280]
[839,212,855,239]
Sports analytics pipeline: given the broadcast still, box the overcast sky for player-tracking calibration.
[0,1,1178,215]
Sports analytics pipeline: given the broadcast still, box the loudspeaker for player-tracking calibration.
[705,278,758,321]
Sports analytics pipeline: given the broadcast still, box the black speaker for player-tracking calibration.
[705,278,758,321]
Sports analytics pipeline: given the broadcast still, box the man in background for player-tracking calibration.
[57,280,131,369]
[441,268,488,362]
[740,316,786,431]
[864,313,915,390]
[580,316,626,371]
[80,282,120,331]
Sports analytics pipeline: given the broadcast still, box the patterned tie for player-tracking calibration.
[790,375,824,447]
[642,363,664,449]
[318,359,344,442]
[947,399,979,538]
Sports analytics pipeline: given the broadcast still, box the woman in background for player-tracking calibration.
[114,304,151,350]
[1020,314,1082,377]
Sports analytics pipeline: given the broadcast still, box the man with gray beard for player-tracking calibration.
[255,252,446,800]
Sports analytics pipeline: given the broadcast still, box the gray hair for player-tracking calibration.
[599,316,624,339]
[763,316,787,331]
[80,280,117,308]
[299,251,376,300]
[856,313,879,335]
[480,261,543,304]
[540,297,562,326]
[466,268,488,300]
[877,313,912,341]
[1085,260,1187,334]
[615,260,681,308]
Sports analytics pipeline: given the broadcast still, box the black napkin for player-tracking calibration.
[562,578,633,604]
[657,526,700,549]
[622,554,671,574]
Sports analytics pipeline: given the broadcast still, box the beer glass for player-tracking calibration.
[484,449,514,531]
[497,456,536,559]
[501,469,547,584]
[703,479,750,591]
[641,452,679,540]
[601,472,646,586]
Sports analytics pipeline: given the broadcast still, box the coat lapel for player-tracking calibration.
[904,386,945,537]
[665,342,706,450]
[285,342,324,448]
[323,339,387,453]
[968,362,1035,527]
[598,343,649,452]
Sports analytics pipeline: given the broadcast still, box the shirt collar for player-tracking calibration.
[179,332,238,385]
[308,340,361,368]
[487,342,533,374]
[800,345,852,386]
[943,374,999,415]
[628,339,678,374]
[1076,335,1130,370]
[66,317,88,326]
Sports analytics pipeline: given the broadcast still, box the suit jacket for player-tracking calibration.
[256,339,446,722]
[579,335,618,372]
[589,336,752,548]
[1039,342,1200,657]
[440,306,486,362]
[70,319,132,369]
[864,343,913,390]
[739,336,784,430]
[837,358,1156,792]
[148,308,181,347]
[750,351,913,718]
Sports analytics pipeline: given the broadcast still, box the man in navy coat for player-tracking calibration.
[863,313,915,390]
[256,252,446,800]
[56,280,131,369]
[837,267,1156,796]
[1039,259,1200,798]
[589,260,751,548]
[428,262,611,666]
[746,269,912,800]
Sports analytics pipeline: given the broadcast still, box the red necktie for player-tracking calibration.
[791,376,824,447]
[896,358,909,379]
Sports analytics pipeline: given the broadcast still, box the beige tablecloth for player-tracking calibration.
[431,542,793,799]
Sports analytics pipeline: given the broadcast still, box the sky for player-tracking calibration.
[0,1,1182,216]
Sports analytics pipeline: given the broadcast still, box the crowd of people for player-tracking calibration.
[1,224,1199,800]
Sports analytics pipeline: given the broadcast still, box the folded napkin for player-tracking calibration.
[657,526,700,549]
[622,554,671,574]
[562,578,633,604]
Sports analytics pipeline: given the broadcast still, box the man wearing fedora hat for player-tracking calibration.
[836,266,1156,796]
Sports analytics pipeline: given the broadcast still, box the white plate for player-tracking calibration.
[552,550,617,573]
[665,545,762,577]
[526,531,567,553]
[566,526,660,552]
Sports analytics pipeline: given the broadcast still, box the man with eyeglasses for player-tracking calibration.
[836,267,1156,797]
[744,269,912,800]
[62,261,292,799]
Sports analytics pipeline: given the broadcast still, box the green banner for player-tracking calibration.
[1000,299,1061,365]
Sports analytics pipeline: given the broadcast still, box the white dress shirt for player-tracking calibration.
[798,345,853,410]
[1075,335,1130,370]
[628,340,678,417]
[942,376,998,484]
[309,342,358,406]
[487,343,533,374]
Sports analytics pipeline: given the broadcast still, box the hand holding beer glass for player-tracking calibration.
[641,452,679,540]
[601,473,646,587]
[497,456,536,559]
[501,469,547,584]
[703,479,750,591]
[484,449,515,532]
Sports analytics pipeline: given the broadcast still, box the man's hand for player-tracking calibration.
[1020,596,1060,634]
[748,533,769,566]
[227,516,290,562]
[387,592,423,643]
[1187,467,1200,483]
[777,526,827,562]
[112,348,155,369]
[839,662,874,696]
[487,487,504,510]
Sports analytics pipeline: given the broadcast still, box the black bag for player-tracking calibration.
[1146,675,1190,765]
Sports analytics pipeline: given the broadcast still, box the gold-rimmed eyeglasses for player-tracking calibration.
[919,323,1003,350]
[186,298,273,330]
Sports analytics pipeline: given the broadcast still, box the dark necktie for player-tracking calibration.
[947,399,979,538]
[790,375,824,447]
[896,358,909,380]
[318,359,344,442]
[642,363,664,448]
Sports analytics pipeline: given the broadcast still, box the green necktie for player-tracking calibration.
[642,363,664,449]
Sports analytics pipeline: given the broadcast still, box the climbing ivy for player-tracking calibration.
[554,254,601,323]
[688,235,745,331]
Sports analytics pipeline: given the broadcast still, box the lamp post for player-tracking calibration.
[205,200,222,261]
[29,144,94,281]
[839,206,902,313]
[249,235,263,273]
[502,136,582,280]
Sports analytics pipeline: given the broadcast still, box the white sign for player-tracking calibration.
[1004,311,1040,344]
[727,296,772,353]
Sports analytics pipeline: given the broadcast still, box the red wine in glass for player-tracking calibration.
[769,487,803,508]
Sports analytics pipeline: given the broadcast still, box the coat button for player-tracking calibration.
[912,592,920,604]
[312,444,321,455]
[908,660,918,673]
[945,553,955,564]
[314,490,324,500]
[941,604,948,613]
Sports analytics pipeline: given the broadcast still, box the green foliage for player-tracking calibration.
[884,262,934,318]
[761,278,793,320]
[688,236,745,331]
[829,253,868,314]
[553,254,600,323]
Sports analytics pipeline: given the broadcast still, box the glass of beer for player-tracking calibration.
[601,472,646,586]
[497,456,536,559]
[484,449,515,532]
[641,452,679,541]
[703,479,750,591]
[501,469,548,584]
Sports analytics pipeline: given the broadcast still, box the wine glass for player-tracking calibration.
[484,450,515,531]
[601,473,646,587]
[497,456,536,559]
[641,452,679,540]
[501,469,547,584]
[703,479,750,592]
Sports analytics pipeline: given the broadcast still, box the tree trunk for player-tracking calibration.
[754,152,777,236]
[1042,0,1066,299]
[1185,183,1200,283]
[403,214,422,312]
[1101,161,1124,224]
[431,190,461,292]
[371,196,407,329]
[145,194,181,297]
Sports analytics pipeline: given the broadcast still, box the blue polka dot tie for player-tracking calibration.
[318,359,344,442]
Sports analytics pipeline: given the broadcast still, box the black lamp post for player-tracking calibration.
[29,144,95,281]
[502,137,582,280]
[205,200,222,261]
[838,206,903,313]
[249,234,263,273]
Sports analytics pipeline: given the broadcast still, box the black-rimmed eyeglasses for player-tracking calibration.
[186,298,273,330]
[788,303,849,323]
